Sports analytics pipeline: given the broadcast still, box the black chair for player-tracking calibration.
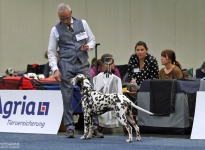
[115,64,129,83]
[196,68,205,78]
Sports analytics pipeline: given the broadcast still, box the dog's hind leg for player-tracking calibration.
[116,112,133,143]
[126,114,141,141]
[124,123,133,143]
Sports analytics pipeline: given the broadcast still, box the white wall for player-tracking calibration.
[0,0,204,74]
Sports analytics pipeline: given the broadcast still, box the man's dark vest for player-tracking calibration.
[55,17,88,64]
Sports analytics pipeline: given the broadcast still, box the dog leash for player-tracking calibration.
[72,43,91,113]
[72,93,83,113]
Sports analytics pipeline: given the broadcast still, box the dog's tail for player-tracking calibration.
[125,98,154,115]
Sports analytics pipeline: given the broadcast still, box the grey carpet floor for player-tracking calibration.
[1,128,205,150]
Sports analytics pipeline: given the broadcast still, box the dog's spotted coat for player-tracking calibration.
[71,74,154,143]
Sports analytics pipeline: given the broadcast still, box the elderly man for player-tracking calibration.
[47,3,103,138]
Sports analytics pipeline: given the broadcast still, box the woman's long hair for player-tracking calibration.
[161,49,182,70]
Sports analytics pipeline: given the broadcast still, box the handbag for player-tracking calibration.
[122,82,140,92]
[0,76,46,90]
[182,69,192,78]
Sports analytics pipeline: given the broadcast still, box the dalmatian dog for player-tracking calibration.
[70,74,154,143]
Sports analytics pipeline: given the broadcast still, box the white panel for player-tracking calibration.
[0,90,63,134]
[191,91,205,139]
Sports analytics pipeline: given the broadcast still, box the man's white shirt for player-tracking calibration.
[48,18,96,72]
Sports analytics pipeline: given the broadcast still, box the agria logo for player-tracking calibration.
[0,95,50,119]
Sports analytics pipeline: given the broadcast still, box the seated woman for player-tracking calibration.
[90,54,121,78]
[128,41,159,86]
[196,61,205,78]
[159,49,183,79]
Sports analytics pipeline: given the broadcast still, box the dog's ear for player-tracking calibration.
[76,81,82,89]
[84,74,91,81]
[73,76,83,86]
[74,78,83,89]
[75,76,83,83]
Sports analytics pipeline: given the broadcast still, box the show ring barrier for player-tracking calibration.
[0,90,63,134]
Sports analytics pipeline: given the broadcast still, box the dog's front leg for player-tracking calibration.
[86,115,94,139]
[81,113,91,140]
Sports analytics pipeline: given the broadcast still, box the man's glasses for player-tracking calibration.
[60,16,72,22]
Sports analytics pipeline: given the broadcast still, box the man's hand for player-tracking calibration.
[54,70,61,81]
[81,44,89,51]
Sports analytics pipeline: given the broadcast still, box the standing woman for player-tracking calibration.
[159,49,183,79]
[128,41,159,85]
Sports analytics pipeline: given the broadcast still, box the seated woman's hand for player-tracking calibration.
[130,78,136,84]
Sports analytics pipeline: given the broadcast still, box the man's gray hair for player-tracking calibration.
[57,3,71,12]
